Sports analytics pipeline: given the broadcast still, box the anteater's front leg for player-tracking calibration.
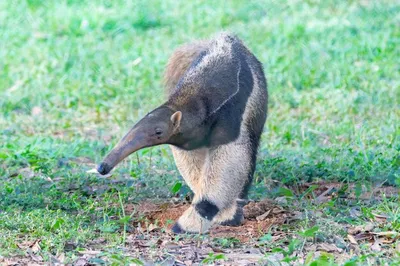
[171,142,253,234]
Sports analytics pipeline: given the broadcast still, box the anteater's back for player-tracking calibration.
[163,32,267,139]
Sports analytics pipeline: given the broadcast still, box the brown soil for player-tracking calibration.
[127,199,288,243]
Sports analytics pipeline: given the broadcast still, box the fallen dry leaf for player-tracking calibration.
[162,241,180,250]
[349,207,361,218]
[224,253,264,262]
[353,232,374,242]
[86,168,99,173]
[148,223,159,232]
[364,223,375,232]
[347,234,358,244]
[256,210,271,221]
[184,260,193,266]
[272,207,285,214]
[27,252,43,262]
[347,223,374,235]
[371,239,382,252]
[77,250,101,255]
[372,231,398,237]
[57,253,65,264]
[74,258,88,266]
[371,212,389,222]
[380,238,396,244]
[17,239,41,252]
[70,157,94,165]
[30,240,41,253]
[316,243,343,253]
[274,196,288,204]
[372,231,399,244]
[315,185,336,203]
[136,240,152,247]
[243,199,277,218]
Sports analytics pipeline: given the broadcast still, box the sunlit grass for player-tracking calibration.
[0,0,399,263]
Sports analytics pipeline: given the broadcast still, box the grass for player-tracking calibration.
[0,0,399,265]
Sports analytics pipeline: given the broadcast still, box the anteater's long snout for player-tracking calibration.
[97,161,113,175]
[97,127,148,175]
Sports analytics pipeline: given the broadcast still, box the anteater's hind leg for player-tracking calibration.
[215,136,260,226]
[211,140,258,227]
[171,141,255,233]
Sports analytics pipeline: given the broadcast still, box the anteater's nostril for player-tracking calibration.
[97,162,110,175]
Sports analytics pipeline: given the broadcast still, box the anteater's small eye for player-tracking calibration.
[155,128,163,135]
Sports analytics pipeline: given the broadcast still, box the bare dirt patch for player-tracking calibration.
[127,199,292,243]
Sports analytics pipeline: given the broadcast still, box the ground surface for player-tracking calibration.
[0,0,399,265]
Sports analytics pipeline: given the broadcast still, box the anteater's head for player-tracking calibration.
[97,107,182,175]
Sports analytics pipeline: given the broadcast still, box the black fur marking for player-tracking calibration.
[219,206,244,227]
[187,50,208,72]
[171,222,185,234]
[195,199,219,220]
[239,132,260,199]
[97,162,111,175]
[239,55,268,200]
[206,51,254,147]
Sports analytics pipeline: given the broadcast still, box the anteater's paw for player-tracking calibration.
[170,222,203,234]
[170,221,210,234]
[215,203,244,227]
[171,222,187,234]
[218,213,244,226]
[218,208,244,226]
[171,206,213,234]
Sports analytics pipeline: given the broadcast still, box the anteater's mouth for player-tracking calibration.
[97,162,112,175]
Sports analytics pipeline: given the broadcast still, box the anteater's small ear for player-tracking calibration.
[170,111,182,128]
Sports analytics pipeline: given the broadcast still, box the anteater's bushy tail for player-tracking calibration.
[163,40,208,96]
